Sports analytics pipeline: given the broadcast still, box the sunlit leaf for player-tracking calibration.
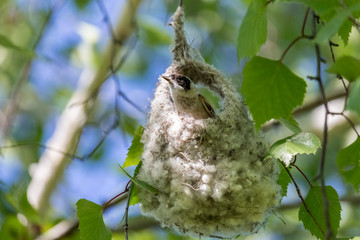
[123,125,144,168]
[242,56,307,129]
[76,199,112,240]
[327,56,360,82]
[337,137,360,191]
[237,0,268,59]
[298,186,341,240]
[266,133,321,166]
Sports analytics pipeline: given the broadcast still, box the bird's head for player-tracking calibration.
[162,74,197,98]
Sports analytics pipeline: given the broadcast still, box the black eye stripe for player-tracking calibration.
[173,75,191,90]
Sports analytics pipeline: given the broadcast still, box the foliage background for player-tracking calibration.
[0,0,359,239]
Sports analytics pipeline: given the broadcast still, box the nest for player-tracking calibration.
[136,6,281,238]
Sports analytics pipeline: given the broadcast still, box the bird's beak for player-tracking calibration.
[161,75,173,85]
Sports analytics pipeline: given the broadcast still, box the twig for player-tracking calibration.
[328,41,349,105]
[1,0,67,138]
[281,161,325,236]
[261,90,347,132]
[279,7,312,63]
[329,112,360,137]
[27,0,142,214]
[118,90,146,114]
[311,11,333,240]
[291,163,313,187]
[0,142,83,160]
[103,180,131,208]
[293,90,346,115]
[124,183,132,240]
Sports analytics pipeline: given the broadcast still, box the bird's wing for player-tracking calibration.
[198,94,216,118]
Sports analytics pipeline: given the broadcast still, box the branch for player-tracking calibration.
[261,90,346,132]
[26,0,142,215]
[1,0,66,138]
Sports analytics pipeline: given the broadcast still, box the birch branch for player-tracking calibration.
[27,0,142,214]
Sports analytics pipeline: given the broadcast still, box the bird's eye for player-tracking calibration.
[174,75,191,90]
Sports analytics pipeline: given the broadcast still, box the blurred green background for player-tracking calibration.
[0,0,359,239]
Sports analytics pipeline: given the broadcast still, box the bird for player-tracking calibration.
[161,73,216,119]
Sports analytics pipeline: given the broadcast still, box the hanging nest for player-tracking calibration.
[136,5,281,239]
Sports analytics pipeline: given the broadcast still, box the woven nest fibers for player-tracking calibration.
[137,62,281,238]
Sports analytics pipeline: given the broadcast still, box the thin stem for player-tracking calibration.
[179,0,183,7]
[279,7,312,63]
[312,11,333,240]
[329,112,360,137]
[281,161,325,236]
[328,41,348,98]
[1,0,67,138]
[124,183,132,240]
[292,164,313,187]
[279,36,306,62]
[103,180,131,208]
[0,143,83,160]
[301,7,310,36]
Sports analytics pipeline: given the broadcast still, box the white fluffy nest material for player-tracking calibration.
[137,6,281,239]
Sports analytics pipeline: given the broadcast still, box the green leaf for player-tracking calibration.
[266,133,321,166]
[237,0,268,59]
[277,161,291,197]
[138,16,172,46]
[123,125,144,168]
[76,199,112,240]
[315,4,360,43]
[74,0,92,9]
[279,117,302,133]
[338,19,353,45]
[128,161,143,206]
[327,56,360,82]
[118,163,159,194]
[242,56,307,129]
[337,137,360,191]
[129,182,140,206]
[298,186,341,240]
[0,34,22,50]
[344,0,360,17]
[347,80,360,115]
